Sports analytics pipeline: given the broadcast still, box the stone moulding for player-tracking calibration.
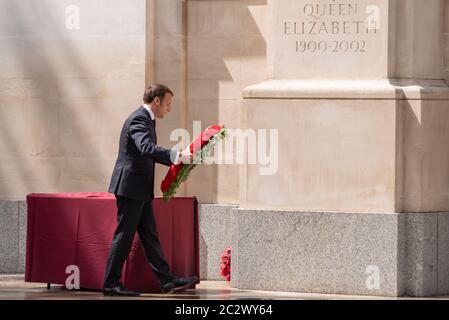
[242,79,449,100]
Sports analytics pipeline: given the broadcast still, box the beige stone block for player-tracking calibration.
[400,99,449,212]
[0,98,60,158]
[59,98,107,158]
[184,82,234,101]
[185,163,218,203]
[187,99,241,131]
[58,78,105,98]
[22,98,61,157]
[241,0,270,37]
[153,36,185,81]
[153,0,185,36]
[219,80,244,100]
[31,74,144,100]
[0,157,61,199]
[60,98,147,159]
[446,33,449,53]
[446,0,449,33]
[23,36,145,79]
[23,79,60,99]
[187,36,241,81]
[394,0,445,79]
[70,0,146,36]
[208,0,245,37]
[272,0,390,79]
[243,79,449,100]
[242,98,397,213]
[184,162,239,204]
[216,163,240,204]
[186,0,212,36]
[0,0,145,37]
[61,156,114,192]
[0,79,23,98]
[240,35,268,87]
[188,0,265,38]
[0,98,25,157]
[445,34,449,79]
[0,0,62,37]
[0,38,25,77]
[104,70,145,99]
[187,80,218,101]
[187,79,241,101]
[0,79,60,99]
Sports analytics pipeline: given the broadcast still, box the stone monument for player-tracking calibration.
[232,0,449,296]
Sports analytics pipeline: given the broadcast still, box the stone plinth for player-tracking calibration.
[233,0,449,297]
[240,79,449,213]
[231,208,449,297]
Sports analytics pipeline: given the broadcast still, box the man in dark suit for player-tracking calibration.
[103,84,197,296]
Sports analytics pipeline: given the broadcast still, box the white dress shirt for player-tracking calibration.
[143,104,155,120]
[142,104,180,165]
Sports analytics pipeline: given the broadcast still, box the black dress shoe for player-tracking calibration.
[161,276,199,294]
[103,284,140,297]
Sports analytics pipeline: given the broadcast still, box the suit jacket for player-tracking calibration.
[108,105,174,201]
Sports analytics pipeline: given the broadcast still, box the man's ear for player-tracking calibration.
[154,97,160,105]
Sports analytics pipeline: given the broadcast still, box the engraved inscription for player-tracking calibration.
[281,1,380,54]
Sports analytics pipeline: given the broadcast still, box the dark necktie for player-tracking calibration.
[152,118,157,144]
[152,118,156,177]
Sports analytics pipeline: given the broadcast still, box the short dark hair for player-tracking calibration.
[143,84,174,104]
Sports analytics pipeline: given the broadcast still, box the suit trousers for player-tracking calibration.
[103,195,176,288]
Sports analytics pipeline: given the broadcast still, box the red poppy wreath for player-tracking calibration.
[161,125,227,202]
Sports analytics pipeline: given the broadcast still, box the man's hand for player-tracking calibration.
[177,148,192,164]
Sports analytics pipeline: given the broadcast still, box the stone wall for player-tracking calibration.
[445,0,449,84]
[0,0,270,204]
[0,201,26,273]
[0,0,269,275]
[231,208,449,297]
[152,0,269,204]
[0,0,146,200]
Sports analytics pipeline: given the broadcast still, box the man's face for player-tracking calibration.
[153,93,173,119]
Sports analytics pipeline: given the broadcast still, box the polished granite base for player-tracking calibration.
[231,208,449,297]
[1,274,449,300]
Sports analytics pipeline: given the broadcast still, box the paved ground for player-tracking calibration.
[0,274,448,300]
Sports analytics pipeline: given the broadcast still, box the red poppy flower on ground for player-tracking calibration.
[220,246,231,282]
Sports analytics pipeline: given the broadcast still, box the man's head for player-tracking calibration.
[143,84,174,119]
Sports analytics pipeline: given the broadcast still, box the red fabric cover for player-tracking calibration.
[25,192,199,293]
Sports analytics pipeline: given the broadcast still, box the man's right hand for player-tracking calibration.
[177,148,192,164]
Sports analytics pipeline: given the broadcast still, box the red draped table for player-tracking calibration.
[25,192,199,292]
